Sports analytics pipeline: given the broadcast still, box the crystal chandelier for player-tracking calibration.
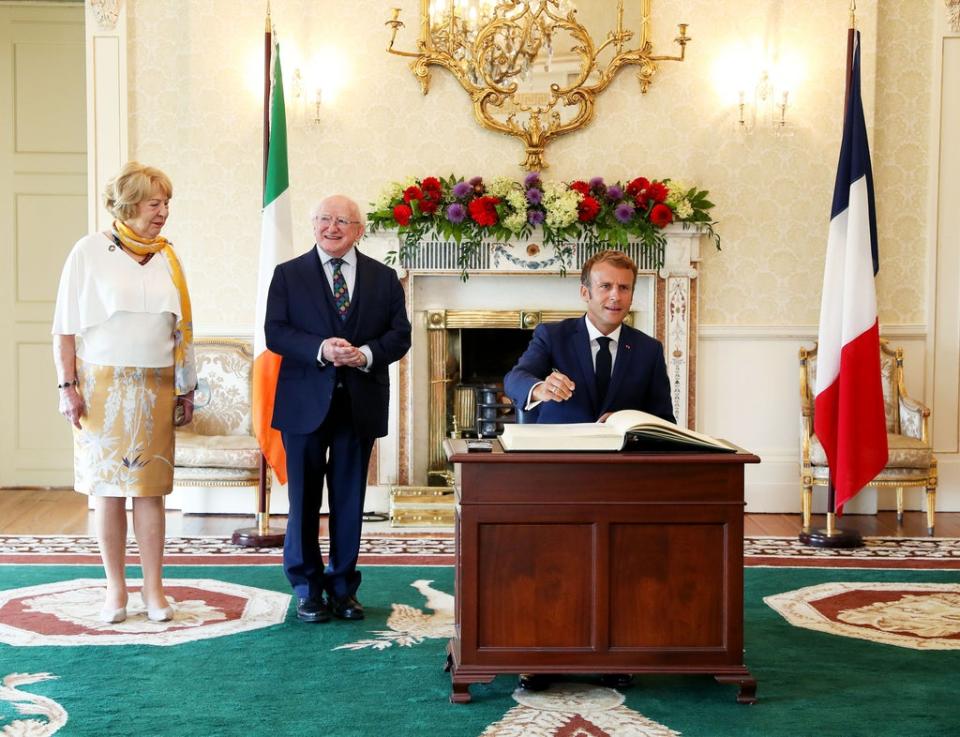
[426,0,576,87]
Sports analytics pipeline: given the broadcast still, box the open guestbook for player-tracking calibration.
[499,410,737,453]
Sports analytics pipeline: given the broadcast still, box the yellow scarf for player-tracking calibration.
[112,220,194,395]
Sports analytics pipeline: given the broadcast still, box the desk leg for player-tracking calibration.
[446,642,495,704]
[715,672,758,704]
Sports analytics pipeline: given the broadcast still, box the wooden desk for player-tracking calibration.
[443,439,760,704]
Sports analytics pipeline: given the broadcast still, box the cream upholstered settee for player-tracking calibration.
[800,340,937,534]
[169,338,278,514]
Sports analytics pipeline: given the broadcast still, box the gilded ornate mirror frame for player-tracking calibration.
[386,0,690,170]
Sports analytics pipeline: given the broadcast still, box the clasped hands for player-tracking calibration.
[322,337,367,368]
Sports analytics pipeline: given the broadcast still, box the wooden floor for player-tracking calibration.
[1,488,957,538]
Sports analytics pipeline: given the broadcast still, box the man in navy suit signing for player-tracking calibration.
[505,249,675,426]
[265,195,410,623]
[504,249,674,691]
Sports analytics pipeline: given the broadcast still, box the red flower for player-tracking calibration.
[421,177,442,196]
[468,196,500,226]
[420,196,439,215]
[577,195,601,222]
[626,177,650,197]
[393,204,412,226]
[403,186,424,204]
[649,203,674,228]
[647,181,669,204]
[569,180,590,195]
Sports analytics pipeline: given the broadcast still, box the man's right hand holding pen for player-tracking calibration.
[531,368,576,403]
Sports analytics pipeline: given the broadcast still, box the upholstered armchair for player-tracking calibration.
[799,341,937,534]
[171,338,266,514]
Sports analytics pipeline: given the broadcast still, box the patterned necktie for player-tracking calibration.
[595,336,613,408]
[330,258,350,320]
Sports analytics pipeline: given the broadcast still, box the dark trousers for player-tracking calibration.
[281,389,374,601]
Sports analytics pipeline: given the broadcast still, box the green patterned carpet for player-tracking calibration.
[1,565,958,737]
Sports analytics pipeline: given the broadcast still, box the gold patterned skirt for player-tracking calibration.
[73,360,176,497]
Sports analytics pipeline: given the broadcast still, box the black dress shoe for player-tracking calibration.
[598,673,633,689]
[518,673,550,691]
[296,596,330,623]
[330,595,364,620]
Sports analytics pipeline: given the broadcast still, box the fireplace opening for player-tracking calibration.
[449,328,535,438]
[458,328,533,384]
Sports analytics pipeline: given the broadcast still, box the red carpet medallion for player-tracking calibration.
[765,582,960,649]
[0,578,289,646]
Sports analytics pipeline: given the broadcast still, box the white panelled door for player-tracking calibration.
[0,3,86,485]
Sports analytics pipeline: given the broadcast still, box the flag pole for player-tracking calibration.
[800,0,865,549]
[233,2,285,548]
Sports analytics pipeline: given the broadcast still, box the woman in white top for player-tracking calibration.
[52,162,196,625]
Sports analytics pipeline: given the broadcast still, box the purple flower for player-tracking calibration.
[446,202,467,224]
[606,185,624,201]
[589,176,605,191]
[524,172,542,188]
[614,202,635,224]
[452,181,472,199]
[528,209,545,226]
[526,188,543,205]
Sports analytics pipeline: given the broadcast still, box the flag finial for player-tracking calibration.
[849,0,856,29]
[265,1,271,31]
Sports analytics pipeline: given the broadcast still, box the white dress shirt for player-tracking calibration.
[315,245,372,370]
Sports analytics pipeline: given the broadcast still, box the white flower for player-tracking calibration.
[503,211,526,232]
[505,190,526,213]
[487,176,515,198]
[666,180,690,206]
[373,182,403,211]
[675,200,694,219]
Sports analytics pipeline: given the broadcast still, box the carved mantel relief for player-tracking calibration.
[89,0,122,30]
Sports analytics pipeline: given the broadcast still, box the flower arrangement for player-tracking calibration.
[367,174,719,277]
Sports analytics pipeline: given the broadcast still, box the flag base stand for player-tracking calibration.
[231,460,285,548]
[799,511,864,549]
[799,526,863,548]
[232,513,285,548]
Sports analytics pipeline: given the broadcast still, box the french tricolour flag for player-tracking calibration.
[814,30,888,514]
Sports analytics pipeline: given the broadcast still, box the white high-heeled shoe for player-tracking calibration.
[99,606,127,624]
[147,604,174,622]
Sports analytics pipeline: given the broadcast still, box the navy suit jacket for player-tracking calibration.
[503,316,675,424]
[265,247,411,438]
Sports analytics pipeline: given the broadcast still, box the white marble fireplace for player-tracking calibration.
[360,225,706,500]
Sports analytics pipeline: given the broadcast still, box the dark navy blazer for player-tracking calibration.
[503,316,675,424]
[265,247,411,438]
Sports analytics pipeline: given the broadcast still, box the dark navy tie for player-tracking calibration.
[596,336,612,408]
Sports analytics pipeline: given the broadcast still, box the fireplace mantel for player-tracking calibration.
[361,225,705,488]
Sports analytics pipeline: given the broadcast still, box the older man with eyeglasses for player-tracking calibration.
[265,194,411,623]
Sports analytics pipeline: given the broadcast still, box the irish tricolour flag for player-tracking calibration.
[814,31,888,514]
[253,35,292,485]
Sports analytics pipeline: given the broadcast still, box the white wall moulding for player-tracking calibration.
[84,0,127,233]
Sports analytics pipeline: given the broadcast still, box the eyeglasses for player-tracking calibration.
[315,215,361,227]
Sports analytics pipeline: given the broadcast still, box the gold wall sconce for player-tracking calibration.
[385,0,691,170]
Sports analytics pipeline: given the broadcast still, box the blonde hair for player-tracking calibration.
[103,161,173,221]
[580,249,638,289]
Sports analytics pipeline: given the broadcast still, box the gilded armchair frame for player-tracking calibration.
[799,340,938,534]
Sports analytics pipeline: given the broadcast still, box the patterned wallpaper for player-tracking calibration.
[126,0,931,329]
